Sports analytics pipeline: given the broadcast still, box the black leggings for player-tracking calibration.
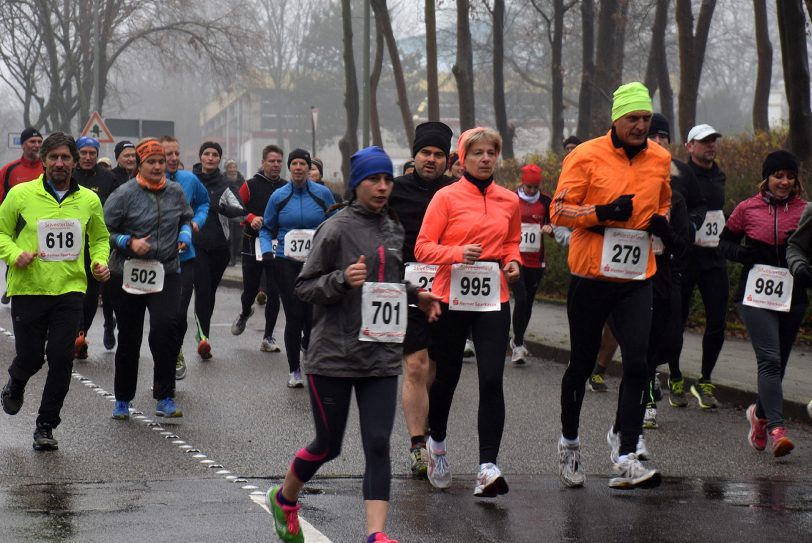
[680,264,728,381]
[193,246,231,338]
[176,260,195,352]
[510,266,544,346]
[292,374,397,501]
[429,302,510,464]
[273,258,311,372]
[79,258,115,336]
[562,276,652,455]
[240,244,280,338]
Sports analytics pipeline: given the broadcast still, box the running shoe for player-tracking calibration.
[668,377,688,407]
[510,340,530,365]
[1,292,9,304]
[256,290,268,306]
[474,462,509,497]
[807,399,812,419]
[197,337,212,360]
[265,486,304,543]
[409,445,429,478]
[231,307,254,336]
[463,339,476,358]
[175,352,187,381]
[643,404,658,429]
[261,336,281,353]
[368,533,399,543]
[652,374,662,402]
[769,427,794,457]
[746,404,767,451]
[606,426,620,463]
[636,435,650,461]
[112,400,131,420]
[558,438,585,487]
[427,436,452,489]
[74,332,88,360]
[156,397,183,418]
[287,369,304,388]
[589,373,608,392]
[608,453,661,489]
[103,318,117,350]
[690,380,718,409]
[32,423,58,451]
[1,378,24,415]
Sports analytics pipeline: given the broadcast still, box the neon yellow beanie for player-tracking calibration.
[611,82,653,121]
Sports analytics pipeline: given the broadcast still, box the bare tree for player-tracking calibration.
[454,0,476,131]
[590,0,630,136]
[0,0,246,132]
[675,0,717,141]
[370,15,385,147]
[338,0,359,187]
[371,0,415,146]
[778,0,812,162]
[576,0,595,140]
[644,0,674,128]
[488,0,515,158]
[752,0,772,132]
[425,0,440,121]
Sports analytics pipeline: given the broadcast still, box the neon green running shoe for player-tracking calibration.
[668,377,688,408]
[265,486,304,543]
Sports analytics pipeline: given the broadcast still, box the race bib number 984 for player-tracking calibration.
[743,264,793,313]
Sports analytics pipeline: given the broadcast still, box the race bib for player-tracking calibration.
[122,259,165,295]
[695,210,725,248]
[520,223,542,253]
[37,219,82,261]
[284,229,315,261]
[743,264,793,313]
[600,228,650,280]
[359,282,407,343]
[652,235,665,255]
[449,262,500,312]
[404,262,437,292]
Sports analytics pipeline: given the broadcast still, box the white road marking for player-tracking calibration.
[250,493,333,543]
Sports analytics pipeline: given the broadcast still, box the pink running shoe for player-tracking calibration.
[745,404,767,451]
[769,427,794,458]
[369,533,399,543]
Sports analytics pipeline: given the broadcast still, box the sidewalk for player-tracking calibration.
[221,264,812,422]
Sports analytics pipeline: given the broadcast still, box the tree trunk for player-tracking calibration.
[338,0,359,189]
[425,0,440,121]
[371,0,415,146]
[752,0,772,132]
[549,0,565,152]
[644,0,674,129]
[370,15,384,147]
[676,0,717,142]
[492,0,514,158]
[778,0,812,162]
[590,0,629,136]
[454,0,476,131]
[576,0,595,140]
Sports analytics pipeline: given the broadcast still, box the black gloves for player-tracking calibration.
[595,194,634,222]
[793,264,812,287]
[647,214,671,240]
[737,247,757,267]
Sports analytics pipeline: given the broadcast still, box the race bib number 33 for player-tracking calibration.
[743,264,793,312]
[122,259,165,295]
[37,219,82,261]
[359,282,407,343]
[695,210,725,248]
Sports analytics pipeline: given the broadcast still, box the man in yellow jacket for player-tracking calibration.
[552,82,671,490]
[0,132,110,451]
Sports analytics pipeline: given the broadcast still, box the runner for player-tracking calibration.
[723,150,807,457]
[552,82,669,489]
[111,141,137,189]
[259,149,335,387]
[0,132,110,450]
[231,145,285,352]
[160,136,210,380]
[72,136,119,360]
[388,121,453,478]
[415,126,521,497]
[265,146,440,543]
[192,141,245,359]
[104,138,193,420]
[510,163,553,364]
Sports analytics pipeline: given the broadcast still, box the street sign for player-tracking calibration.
[8,133,21,149]
[80,111,115,143]
[105,118,174,138]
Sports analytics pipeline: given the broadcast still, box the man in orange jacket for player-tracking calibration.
[551,82,671,490]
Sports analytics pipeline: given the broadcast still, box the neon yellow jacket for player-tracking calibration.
[0,175,109,296]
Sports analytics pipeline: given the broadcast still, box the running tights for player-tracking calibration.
[193,246,231,338]
[680,265,728,381]
[510,267,544,346]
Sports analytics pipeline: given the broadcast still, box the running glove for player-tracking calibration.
[792,264,812,287]
[595,194,634,222]
[647,214,671,240]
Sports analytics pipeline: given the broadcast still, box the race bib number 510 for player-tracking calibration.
[359,282,407,343]
[37,219,82,261]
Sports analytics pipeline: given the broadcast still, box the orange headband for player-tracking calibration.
[136,140,165,163]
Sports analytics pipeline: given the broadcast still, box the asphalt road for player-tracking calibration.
[1,281,810,542]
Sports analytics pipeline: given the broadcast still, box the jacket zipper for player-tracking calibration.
[155,191,162,258]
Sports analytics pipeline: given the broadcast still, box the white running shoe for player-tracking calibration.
[558,438,585,488]
[606,426,620,463]
[510,340,530,365]
[636,435,650,460]
[287,369,304,388]
[463,339,476,358]
[609,453,661,489]
[643,406,658,429]
[474,462,509,497]
[427,437,452,489]
[260,336,281,352]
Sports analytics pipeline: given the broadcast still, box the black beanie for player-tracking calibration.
[114,140,135,160]
[288,148,312,168]
[199,141,222,158]
[20,127,42,144]
[648,113,670,141]
[762,150,799,180]
[412,121,453,158]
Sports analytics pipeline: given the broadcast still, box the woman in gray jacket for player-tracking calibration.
[264,147,440,543]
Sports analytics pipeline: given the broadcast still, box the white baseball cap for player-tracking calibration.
[687,124,722,142]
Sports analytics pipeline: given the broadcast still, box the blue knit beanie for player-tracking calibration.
[349,146,393,191]
[77,136,100,151]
